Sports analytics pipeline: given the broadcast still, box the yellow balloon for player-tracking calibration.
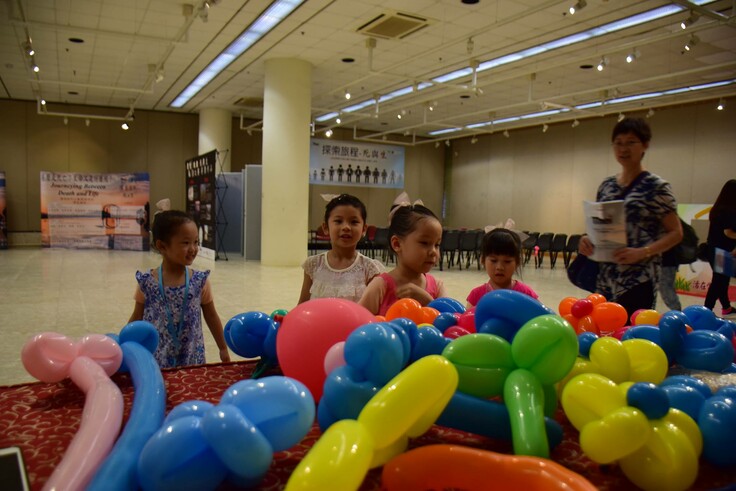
[369,435,408,468]
[561,373,626,430]
[358,355,458,449]
[286,419,373,491]
[664,408,702,456]
[589,337,630,383]
[417,323,434,328]
[619,418,699,491]
[557,358,597,396]
[634,309,661,326]
[579,406,650,463]
[622,339,668,383]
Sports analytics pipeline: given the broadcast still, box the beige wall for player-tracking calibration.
[445,100,736,234]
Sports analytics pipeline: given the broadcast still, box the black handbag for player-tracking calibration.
[567,254,599,293]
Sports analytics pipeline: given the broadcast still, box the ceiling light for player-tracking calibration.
[170,0,306,108]
[471,136,478,144]
[335,116,341,124]
[596,57,608,72]
[542,124,549,133]
[646,108,655,118]
[717,98,725,110]
[40,99,46,106]
[684,34,699,52]
[680,11,700,29]
[85,119,90,127]
[435,141,440,148]
[617,112,625,122]
[569,0,586,15]
[121,122,129,130]
[344,89,351,100]
[23,41,34,57]
[155,67,165,83]
[445,140,450,147]
[503,130,510,138]
[396,113,402,120]
[63,117,68,126]
[32,63,39,73]
[625,49,640,64]
[325,129,333,137]
[571,119,580,127]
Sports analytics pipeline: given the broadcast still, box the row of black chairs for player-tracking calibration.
[521,232,582,269]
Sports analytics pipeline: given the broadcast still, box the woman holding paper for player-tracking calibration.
[704,179,736,317]
[578,117,682,318]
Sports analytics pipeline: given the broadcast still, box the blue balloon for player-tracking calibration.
[344,323,405,385]
[699,394,736,466]
[410,326,451,362]
[577,332,599,358]
[683,305,720,331]
[678,330,734,372]
[388,317,419,345]
[660,375,713,398]
[477,318,517,342]
[433,312,458,332]
[224,311,276,358]
[474,290,554,342]
[90,323,164,491]
[428,297,466,313]
[658,311,688,360]
[385,322,411,367]
[627,382,670,420]
[716,320,735,340]
[319,365,380,431]
[661,384,707,420]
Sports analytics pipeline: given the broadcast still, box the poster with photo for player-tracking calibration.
[309,139,404,189]
[185,150,217,260]
[0,171,7,249]
[40,172,150,250]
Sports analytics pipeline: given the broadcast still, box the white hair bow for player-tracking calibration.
[320,194,340,203]
[388,191,424,223]
[484,218,528,242]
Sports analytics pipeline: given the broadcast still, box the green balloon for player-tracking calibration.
[442,334,514,398]
[270,308,289,318]
[511,315,578,385]
[504,368,549,458]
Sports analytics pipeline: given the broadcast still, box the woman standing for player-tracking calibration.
[579,117,683,318]
[705,179,736,317]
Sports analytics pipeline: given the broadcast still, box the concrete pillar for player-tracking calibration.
[198,107,232,172]
[261,58,312,266]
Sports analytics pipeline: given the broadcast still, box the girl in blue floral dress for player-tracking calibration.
[129,210,230,368]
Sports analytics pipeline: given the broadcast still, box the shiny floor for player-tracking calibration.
[0,248,705,386]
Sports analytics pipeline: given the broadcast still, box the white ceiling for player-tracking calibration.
[2,0,735,143]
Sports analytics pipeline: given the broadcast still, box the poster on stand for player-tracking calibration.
[0,171,7,249]
[185,150,217,260]
[309,139,404,189]
[40,172,150,250]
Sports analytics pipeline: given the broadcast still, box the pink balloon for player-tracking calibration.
[324,341,347,375]
[610,326,631,340]
[457,310,476,333]
[630,309,644,324]
[21,333,124,491]
[276,298,375,402]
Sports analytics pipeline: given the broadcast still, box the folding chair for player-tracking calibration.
[459,230,481,270]
[564,234,582,269]
[440,229,460,271]
[522,232,539,266]
[549,233,568,269]
[534,233,554,268]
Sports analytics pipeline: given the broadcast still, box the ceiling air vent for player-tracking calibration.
[234,97,263,108]
[356,11,432,40]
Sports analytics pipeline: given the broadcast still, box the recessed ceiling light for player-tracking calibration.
[341,57,355,63]
[68,37,85,43]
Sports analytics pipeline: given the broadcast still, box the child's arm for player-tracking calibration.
[129,285,145,322]
[202,300,231,363]
[435,279,448,299]
[358,276,386,315]
[395,283,434,306]
[297,272,313,304]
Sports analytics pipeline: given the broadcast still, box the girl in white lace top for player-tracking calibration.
[298,194,384,304]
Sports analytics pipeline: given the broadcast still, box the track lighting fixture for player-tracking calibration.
[717,98,725,111]
[396,113,402,120]
[344,89,351,100]
[684,35,699,52]
[198,2,209,22]
[646,108,655,118]
[32,63,39,73]
[568,0,586,15]
[471,136,478,144]
[335,116,341,124]
[680,11,700,29]
[121,122,129,130]
[435,141,440,148]
[625,49,640,64]
[325,129,333,137]
[617,112,625,122]
[503,130,510,138]
[571,119,580,128]
[40,99,46,106]
[23,41,34,57]
[542,124,549,133]
[596,56,608,72]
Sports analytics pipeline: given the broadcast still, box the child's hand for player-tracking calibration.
[219,347,231,363]
[396,283,433,305]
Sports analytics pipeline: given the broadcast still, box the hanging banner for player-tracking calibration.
[0,171,7,249]
[40,172,150,250]
[309,139,404,189]
[185,150,217,260]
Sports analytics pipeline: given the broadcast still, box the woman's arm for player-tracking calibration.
[724,228,736,240]
[613,211,683,264]
[297,272,313,304]
[202,301,231,362]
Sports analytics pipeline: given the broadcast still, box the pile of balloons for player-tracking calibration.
[558,294,628,336]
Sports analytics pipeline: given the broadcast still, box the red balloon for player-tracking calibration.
[591,302,628,333]
[571,299,594,319]
[444,326,471,339]
[456,310,476,333]
[610,326,631,340]
[558,297,578,317]
[276,298,375,402]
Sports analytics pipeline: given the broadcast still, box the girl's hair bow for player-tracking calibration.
[388,191,424,222]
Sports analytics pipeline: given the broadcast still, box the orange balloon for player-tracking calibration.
[559,297,578,317]
[382,444,597,491]
[419,306,441,325]
[577,315,600,335]
[586,293,607,306]
[591,302,628,332]
[686,325,693,333]
[563,313,580,330]
[385,298,423,323]
[634,309,661,326]
[374,315,387,322]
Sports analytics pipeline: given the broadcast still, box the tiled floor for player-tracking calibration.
[0,248,706,386]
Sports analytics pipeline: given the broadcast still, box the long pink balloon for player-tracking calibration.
[21,333,123,491]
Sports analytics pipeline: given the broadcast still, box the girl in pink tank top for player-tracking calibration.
[359,199,447,315]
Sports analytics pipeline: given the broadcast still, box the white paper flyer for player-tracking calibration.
[583,200,627,262]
